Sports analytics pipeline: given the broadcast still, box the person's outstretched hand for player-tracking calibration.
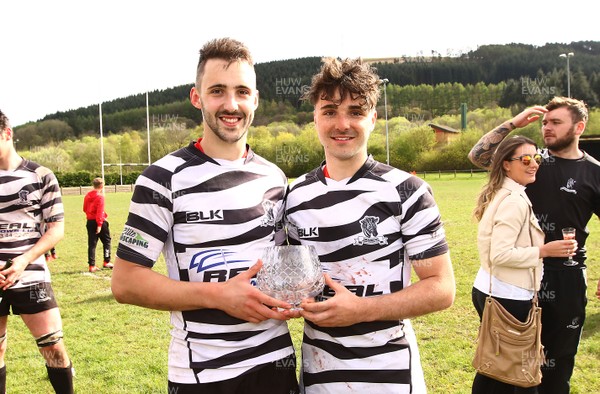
[219,260,292,323]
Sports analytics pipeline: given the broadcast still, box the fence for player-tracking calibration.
[418,168,488,179]
[61,184,135,196]
[60,169,489,196]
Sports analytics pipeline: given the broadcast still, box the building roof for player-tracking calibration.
[428,123,460,134]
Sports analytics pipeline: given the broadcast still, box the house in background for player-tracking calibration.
[429,123,460,145]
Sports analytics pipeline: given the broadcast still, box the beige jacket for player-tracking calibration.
[477,178,544,290]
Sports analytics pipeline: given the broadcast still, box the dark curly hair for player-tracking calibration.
[0,109,10,135]
[302,57,381,111]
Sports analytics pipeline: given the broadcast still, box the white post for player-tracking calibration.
[146,91,151,165]
[99,102,105,181]
[381,79,390,165]
[119,141,123,185]
[559,52,574,98]
[566,54,572,98]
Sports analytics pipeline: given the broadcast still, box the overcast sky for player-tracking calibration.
[3,0,599,126]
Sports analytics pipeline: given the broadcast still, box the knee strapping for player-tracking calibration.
[35,330,63,348]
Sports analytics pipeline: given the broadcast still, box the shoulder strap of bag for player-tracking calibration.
[487,191,510,295]
[528,208,539,305]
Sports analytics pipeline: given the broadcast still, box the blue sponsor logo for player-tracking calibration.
[189,249,252,274]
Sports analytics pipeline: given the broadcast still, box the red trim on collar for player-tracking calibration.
[194,138,204,152]
[194,138,248,158]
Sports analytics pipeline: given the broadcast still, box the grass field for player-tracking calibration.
[5,173,599,393]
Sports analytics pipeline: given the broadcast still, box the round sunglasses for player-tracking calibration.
[507,153,543,166]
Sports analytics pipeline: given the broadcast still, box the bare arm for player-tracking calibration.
[468,105,548,169]
[468,122,515,169]
[300,253,455,327]
[111,257,293,323]
[0,221,64,290]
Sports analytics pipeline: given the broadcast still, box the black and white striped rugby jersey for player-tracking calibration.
[285,156,448,393]
[116,142,293,384]
[0,159,63,288]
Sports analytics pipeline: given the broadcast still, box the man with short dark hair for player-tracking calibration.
[111,38,298,393]
[0,109,73,393]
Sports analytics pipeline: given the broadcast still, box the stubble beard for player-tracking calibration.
[202,109,252,144]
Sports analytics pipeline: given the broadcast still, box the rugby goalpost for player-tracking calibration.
[99,92,152,184]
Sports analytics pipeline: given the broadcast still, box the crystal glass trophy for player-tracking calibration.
[256,245,325,310]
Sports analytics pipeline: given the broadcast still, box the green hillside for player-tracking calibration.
[15,41,600,149]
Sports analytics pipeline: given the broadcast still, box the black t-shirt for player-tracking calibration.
[526,150,600,268]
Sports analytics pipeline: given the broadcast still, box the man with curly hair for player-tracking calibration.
[284,58,455,393]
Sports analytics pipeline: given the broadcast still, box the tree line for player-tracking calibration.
[15,41,600,151]
[13,40,600,184]
[21,106,600,187]
[11,80,510,151]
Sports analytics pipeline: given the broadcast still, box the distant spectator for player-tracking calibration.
[83,177,112,272]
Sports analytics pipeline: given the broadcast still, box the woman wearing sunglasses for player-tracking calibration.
[471,136,577,393]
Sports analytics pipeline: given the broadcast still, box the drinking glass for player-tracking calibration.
[256,245,325,310]
[562,227,577,266]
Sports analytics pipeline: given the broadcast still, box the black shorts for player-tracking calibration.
[168,354,299,394]
[0,282,58,316]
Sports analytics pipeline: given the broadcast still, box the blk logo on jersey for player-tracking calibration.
[298,227,319,238]
[353,216,388,246]
[185,210,224,222]
[560,178,577,194]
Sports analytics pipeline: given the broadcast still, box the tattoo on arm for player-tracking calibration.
[470,125,513,169]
